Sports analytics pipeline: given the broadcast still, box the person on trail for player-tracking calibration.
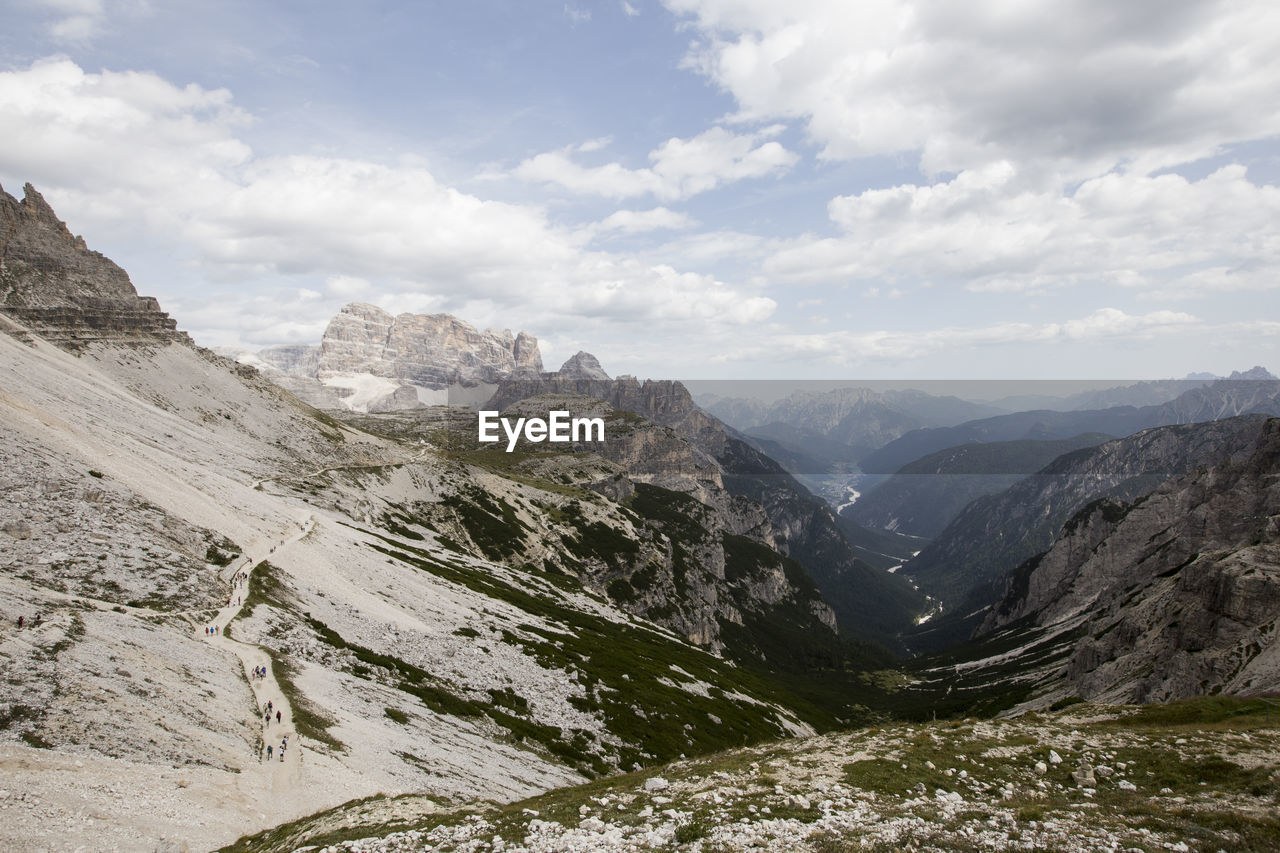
[266,745,272,760]
[267,700,273,713]
[17,616,23,628]
[276,710,281,724]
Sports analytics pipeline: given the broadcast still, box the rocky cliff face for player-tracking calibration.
[255,343,322,377]
[903,415,1273,616]
[557,351,610,380]
[981,417,1280,704]
[486,375,925,647]
[317,302,542,387]
[0,183,190,349]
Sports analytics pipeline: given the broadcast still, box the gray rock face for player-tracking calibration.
[985,416,1280,703]
[905,415,1274,612]
[0,183,190,349]
[317,302,542,387]
[254,344,321,377]
[557,351,610,380]
[485,375,925,647]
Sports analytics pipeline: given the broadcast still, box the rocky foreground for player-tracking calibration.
[225,698,1279,853]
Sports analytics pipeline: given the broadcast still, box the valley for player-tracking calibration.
[1,182,1278,852]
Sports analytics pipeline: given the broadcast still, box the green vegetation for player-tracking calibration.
[356,530,848,769]
[439,487,530,560]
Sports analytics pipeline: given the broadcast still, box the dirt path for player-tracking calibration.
[198,515,315,792]
[251,448,430,491]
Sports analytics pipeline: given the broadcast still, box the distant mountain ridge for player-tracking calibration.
[861,376,1280,474]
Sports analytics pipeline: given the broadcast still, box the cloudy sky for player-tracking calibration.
[2,0,1278,379]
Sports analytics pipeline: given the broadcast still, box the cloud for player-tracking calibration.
[514,126,798,201]
[38,0,106,43]
[564,4,591,24]
[0,57,774,348]
[664,0,1280,177]
[622,1,640,16]
[592,207,696,234]
[763,161,1280,299]
[724,308,1199,366]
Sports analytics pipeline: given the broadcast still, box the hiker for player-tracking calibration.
[267,700,273,713]
[266,745,272,760]
[17,616,23,629]
[276,710,281,723]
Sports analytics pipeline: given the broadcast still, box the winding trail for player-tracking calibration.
[198,514,315,792]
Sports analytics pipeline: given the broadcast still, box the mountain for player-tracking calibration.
[845,433,1112,539]
[700,386,1003,470]
[317,301,542,385]
[861,377,1280,474]
[228,302,544,412]
[0,185,918,850]
[486,374,926,647]
[977,417,1280,706]
[0,182,190,348]
[899,416,1273,652]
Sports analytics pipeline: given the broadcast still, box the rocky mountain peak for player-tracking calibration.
[1228,365,1277,381]
[557,350,610,380]
[316,302,543,388]
[0,182,190,349]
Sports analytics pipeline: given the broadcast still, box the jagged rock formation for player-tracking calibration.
[981,417,1280,704]
[557,350,610,380]
[0,190,861,849]
[0,183,190,349]
[486,375,925,646]
[317,302,542,387]
[905,417,1272,614]
[255,343,322,377]
[846,433,1112,538]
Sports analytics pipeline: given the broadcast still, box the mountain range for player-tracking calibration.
[2,181,1278,851]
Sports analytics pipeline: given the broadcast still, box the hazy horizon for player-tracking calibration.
[3,1,1278,379]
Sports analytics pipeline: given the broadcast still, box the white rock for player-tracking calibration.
[643,776,669,792]
[1048,750,1062,765]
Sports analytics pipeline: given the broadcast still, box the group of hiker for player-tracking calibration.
[251,664,267,679]
[204,624,219,635]
[264,734,289,763]
[14,613,42,629]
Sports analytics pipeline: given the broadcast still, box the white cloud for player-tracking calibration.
[323,275,371,299]
[564,4,591,24]
[621,1,640,16]
[38,0,106,43]
[664,0,1280,177]
[764,162,1280,299]
[724,308,1199,367]
[514,126,798,201]
[0,57,774,348]
[592,207,695,234]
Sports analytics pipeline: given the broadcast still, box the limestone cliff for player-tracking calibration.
[982,416,1280,703]
[0,183,190,349]
[317,302,542,387]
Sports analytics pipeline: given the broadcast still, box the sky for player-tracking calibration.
[1,0,1278,380]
